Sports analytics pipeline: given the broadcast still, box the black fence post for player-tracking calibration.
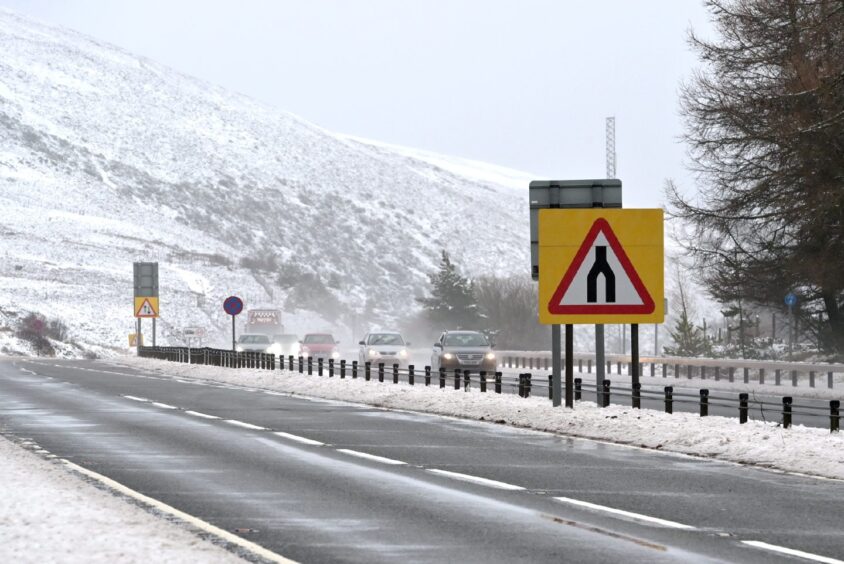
[288,355,294,371]
[425,365,431,386]
[791,370,798,387]
[743,367,749,384]
[632,383,641,409]
[810,371,816,388]
[393,364,399,384]
[574,377,582,401]
[664,386,673,414]
[352,360,358,379]
[674,363,680,379]
[464,370,471,391]
[495,372,502,394]
[307,357,313,375]
[782,396,792,429]
[525,374,532,398]
[700,389,709,417]
[831,400,840,433]
[739,393,749,424]
[318,357,324,376]
[378,363,385,383]
[408,365,415,386]
[548,375,553,400]
[601,380,611,407]
[454,369,460,390]
[828,371,834,389]
[340,359,346,379]
[480,371,487,392]
[298,356,303,373]
[365,361,371,381]
[328,358,334,378]
[439,367,446,388]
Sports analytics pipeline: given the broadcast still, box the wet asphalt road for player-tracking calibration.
[0,358,842,563]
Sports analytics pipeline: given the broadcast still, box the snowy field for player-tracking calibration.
[0,434,243,563]
[116,357,844,481]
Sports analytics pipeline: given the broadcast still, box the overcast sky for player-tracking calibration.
[4,0,713,207]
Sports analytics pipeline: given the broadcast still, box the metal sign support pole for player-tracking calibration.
[152,318,156,347]
[565,324,573,408]
[595,324,605,404]
[136,318,142,352]
[631,324,639,403]
[231,315,236,352]
[654,323,659,356]
[551,324,561,407]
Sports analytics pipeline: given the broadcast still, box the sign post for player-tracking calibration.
[133,262,159,352]
[223,296,244,351]
[785,292,797,360]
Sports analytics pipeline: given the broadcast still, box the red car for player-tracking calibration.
[300,333,340,360]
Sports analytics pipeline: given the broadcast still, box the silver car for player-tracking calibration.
[358,332,410,367]
[235,333,271,352]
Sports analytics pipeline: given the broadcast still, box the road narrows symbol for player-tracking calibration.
[586,246,615,303]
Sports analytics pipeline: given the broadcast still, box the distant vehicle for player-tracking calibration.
[236,333,272,353]
[301,333,340,360]
[358,332,410,367]
[268,334,300,356]
[431,330,496,372]
[245,309,283,335]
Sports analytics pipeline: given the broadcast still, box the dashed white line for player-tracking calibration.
[185,410,220,420]
[123,395,150,403]
[427,469,525,490]
[273,432,324,446]
[224,419,268,431]
[336,449,407,465]
[151,402,178,410]
[553,497,696,530]
[741,540,844,564]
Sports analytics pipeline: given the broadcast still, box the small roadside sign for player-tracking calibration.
[784,293,798,308]
[538,209,664,324]
[134,297,159,318]
[128,333,143,347]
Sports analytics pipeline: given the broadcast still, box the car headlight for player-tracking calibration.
[443,353,454,360]
[368,349,379,357]
[301,349,309,357]
[398,349,408,358]
[331,351,340,359]
[235,345,244,352]
[485,352,496,360]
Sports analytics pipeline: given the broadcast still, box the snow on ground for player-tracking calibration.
[0,434,244,563]
[116,357,844,481]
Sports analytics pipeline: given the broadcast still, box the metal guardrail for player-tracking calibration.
[495,350,844,389]
[137,346,841,433]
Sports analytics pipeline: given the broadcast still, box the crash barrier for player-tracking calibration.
[137,346,841,433]
[496,351,844,390]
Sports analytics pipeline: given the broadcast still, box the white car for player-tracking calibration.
[235,333,272,352]
[358,332,410,368]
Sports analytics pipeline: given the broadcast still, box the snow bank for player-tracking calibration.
[0,435,242,563]
[116,357,844,481]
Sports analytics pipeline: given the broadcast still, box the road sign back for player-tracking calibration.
[538,209,664,324]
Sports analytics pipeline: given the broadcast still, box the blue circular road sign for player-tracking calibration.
[784,292,798,308]
[223,296,244,316]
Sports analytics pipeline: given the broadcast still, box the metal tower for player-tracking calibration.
[605,116,616,178]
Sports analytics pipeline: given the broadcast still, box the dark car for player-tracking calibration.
[431,330,496,372]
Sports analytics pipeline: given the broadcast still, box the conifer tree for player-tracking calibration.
[417,250,481,329]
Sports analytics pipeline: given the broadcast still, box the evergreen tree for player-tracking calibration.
[417,250,481,329]
[664,268,711,357]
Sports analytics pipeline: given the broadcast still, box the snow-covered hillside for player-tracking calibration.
[0,9,537,355]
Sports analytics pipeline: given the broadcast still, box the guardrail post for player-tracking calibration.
[365,361,371,381]
[574,377,582,401]
[632,382,641,409]
[700,389,709,417]
[352,360,358,379]
[810,371,816,388]
[743,367,749,384]
[548,375,553,400]
[328,358,334,377]
[379,363,385,383]
[729,367,735,383]
[664,386,673,414]
[662,363,667,378]
[518,374,524,397]
[408,365,415,386]
[464,370,471,391]
[759,368,765,385]
[674,363,680,379]
[425,366,431,386]
[828,371,834,389]
[588,359,592,373]
[831,400,840,433]
[454,369,460,390]
[318,357,324,376]
[393,364,399,384]
[307,357,313,375]
[601,379,611,407]
[340,359,346,378]
[439,367,446,388]
[782,396,792,429]
[480,371,487,392]
[495,372,502,394]
[791,370,798,387]
[775,369,781,386]
[739,393,749,424]
[525,374,532,398]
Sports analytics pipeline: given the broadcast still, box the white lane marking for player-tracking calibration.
[123,395,150,403]
[553,497,696,530]
[151,402,178,410]
[273,432,324,446]
[427,469,525,491]
[336,449,406,465]
[185,410,220,420]
[224,419,268,431]
[741,540,844,564]
[61,459,295,563]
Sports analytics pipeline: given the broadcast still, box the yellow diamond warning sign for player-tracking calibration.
[538,209,664,325]
[134,296,159,318]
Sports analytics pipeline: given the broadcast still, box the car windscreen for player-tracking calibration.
[443,333,489,347]
[367,333,404,346]
[304,334,334,344]
[239,335,270,344]
[273,335,298,344]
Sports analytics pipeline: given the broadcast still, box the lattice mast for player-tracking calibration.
[605,116,616,178]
